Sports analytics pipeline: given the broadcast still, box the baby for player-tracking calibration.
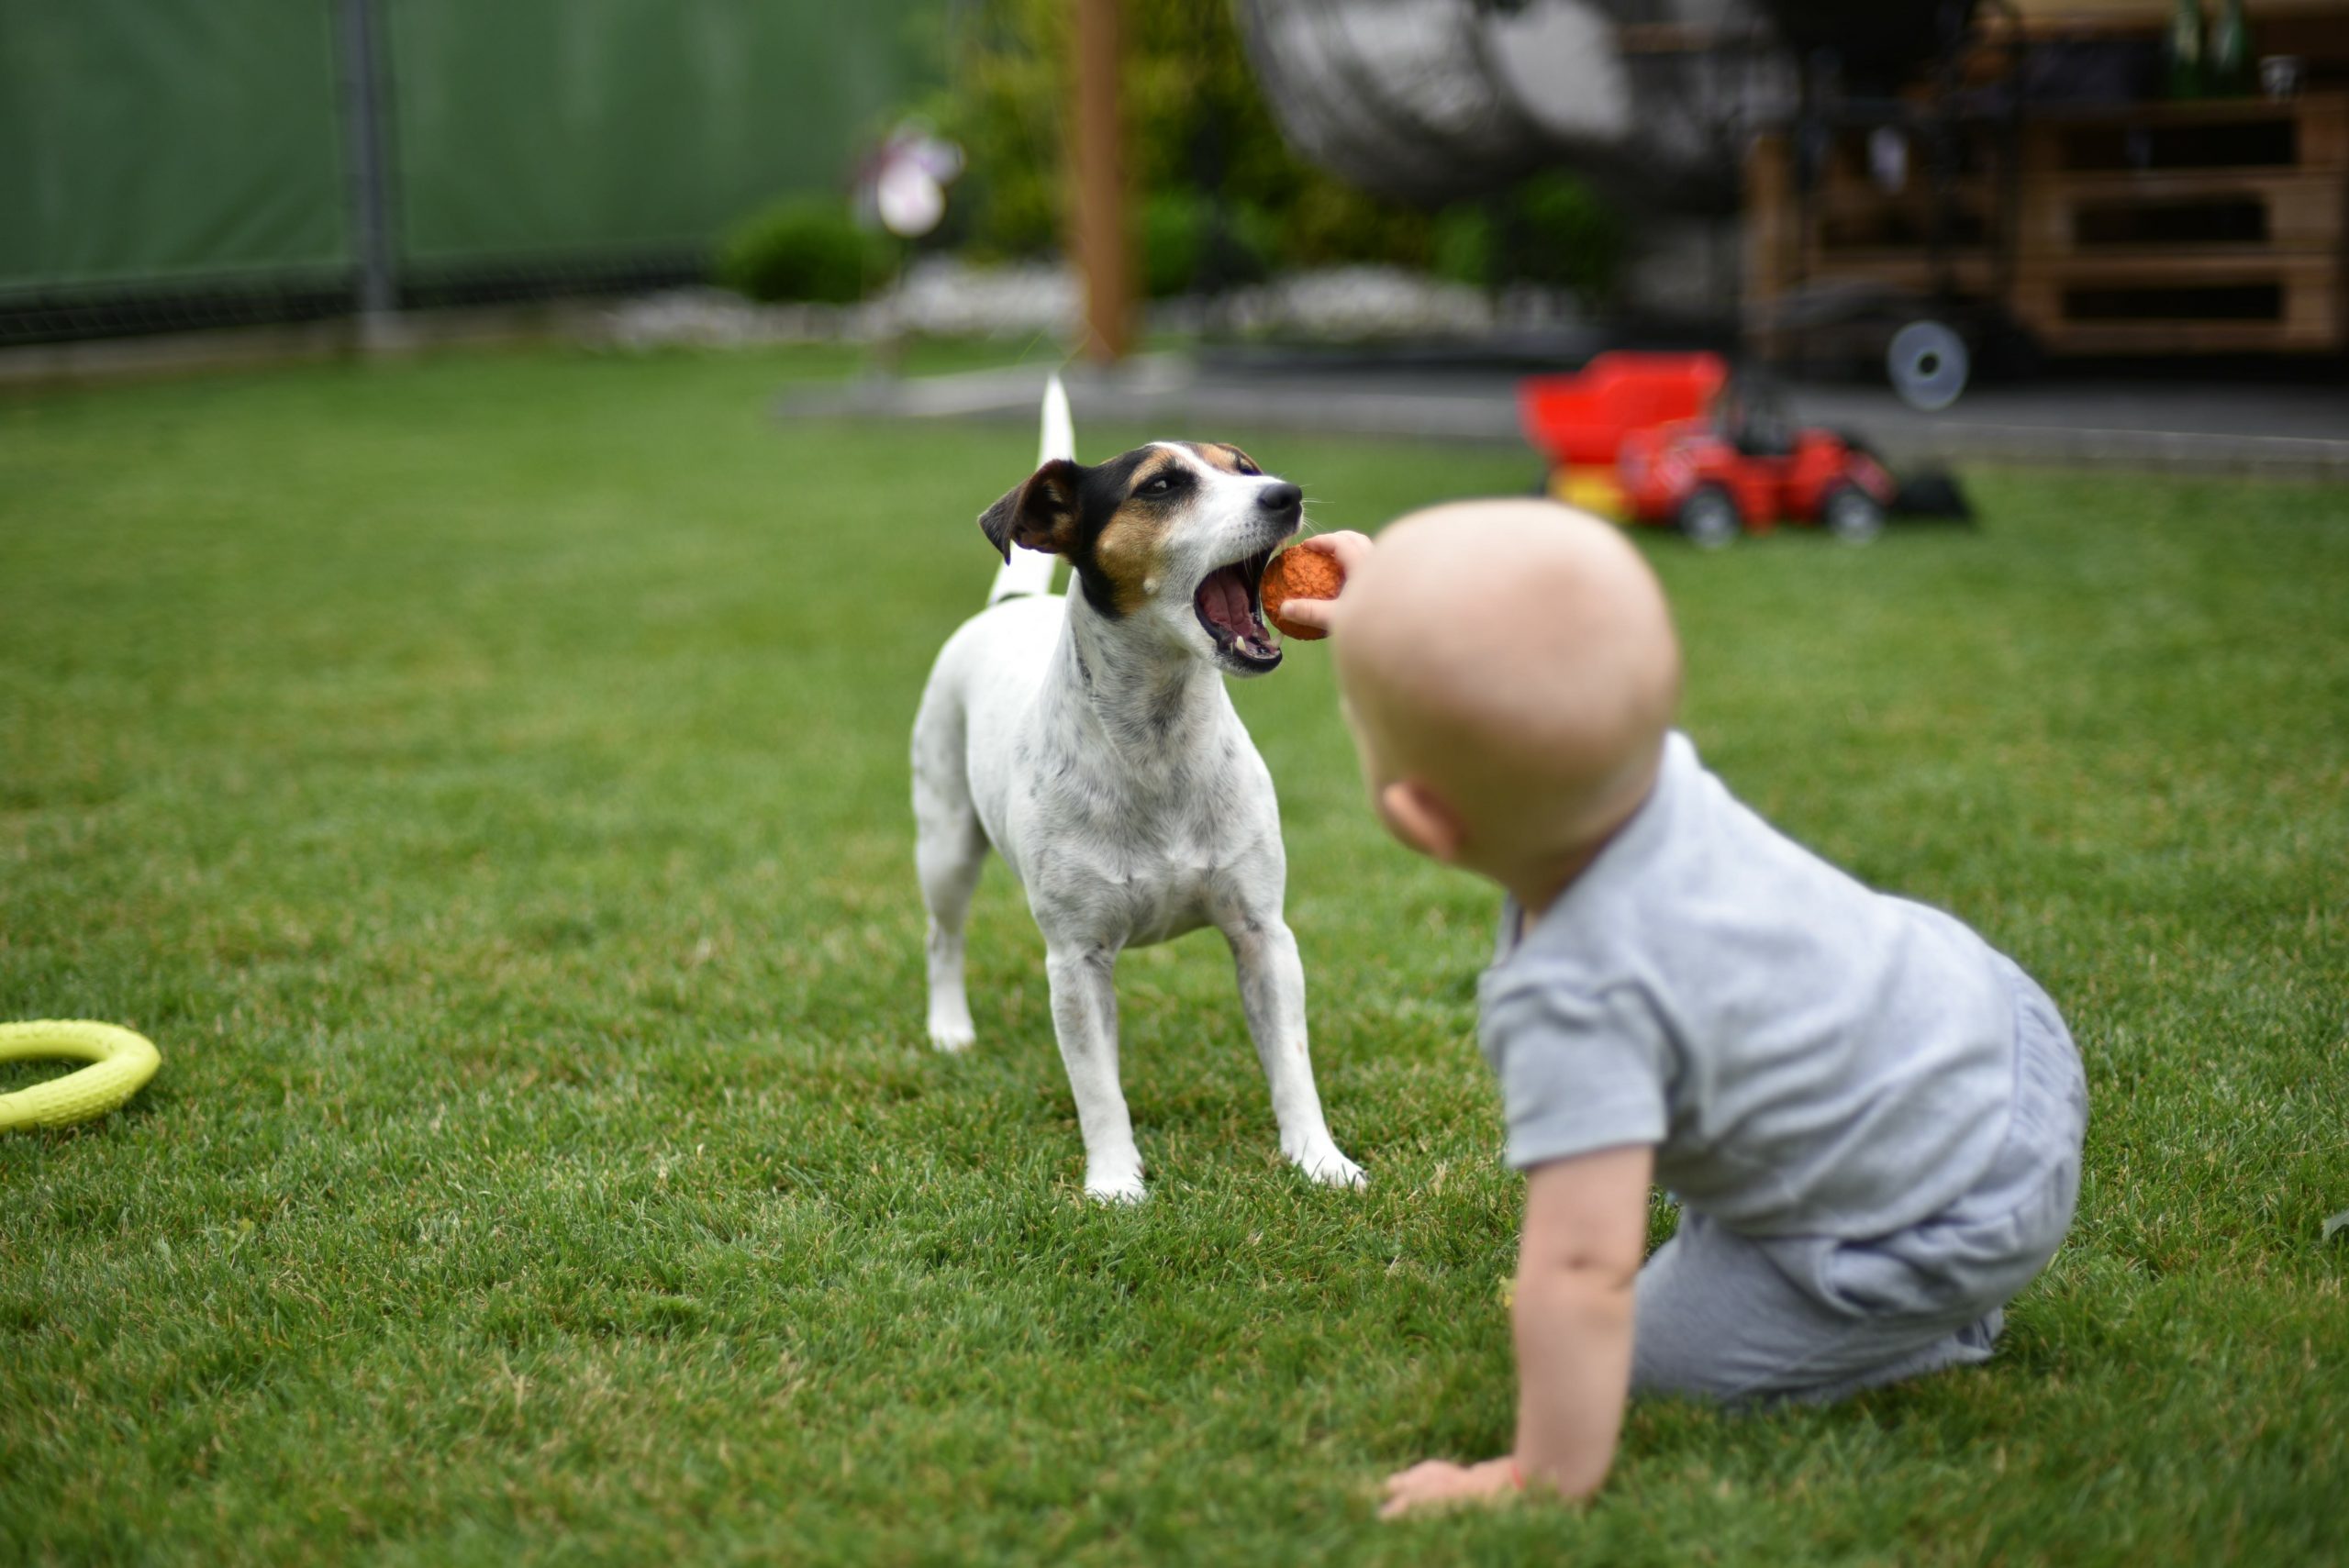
[1276,502,2087,1516]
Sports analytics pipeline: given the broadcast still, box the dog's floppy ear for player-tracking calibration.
[978,459,1085,562]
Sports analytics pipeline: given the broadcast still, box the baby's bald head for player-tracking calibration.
[1330,501,1681,891]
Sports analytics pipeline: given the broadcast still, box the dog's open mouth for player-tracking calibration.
[1193,545,1281,669]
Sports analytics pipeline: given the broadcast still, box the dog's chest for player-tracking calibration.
[1024,756,1266,946]
[1043,834,1230,945]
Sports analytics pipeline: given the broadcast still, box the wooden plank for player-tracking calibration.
[2020,249,2348,280]
[1744,133,1792,282]
[1793,250,2001,292]
[2019,90,2346,130]
[2021,95,2348,182]
[2017,170,2347,253]
[2010,252,2343,352]
[1808,183,1997,217]
[2028,317,2341,351]
[1742,132,1800,359]
[2008,0,2346,22]
[2306,95,2349,169]
[1811,169,1997,205]
[1742,132,1796,308]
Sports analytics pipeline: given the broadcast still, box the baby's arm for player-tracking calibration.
[1270,530,1373,634]
[1380,1142,1652,1518]
[1511,1143,1652,1492]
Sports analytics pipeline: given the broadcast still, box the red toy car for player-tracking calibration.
[1618,378,1896,548]
[1520,351,1901,548]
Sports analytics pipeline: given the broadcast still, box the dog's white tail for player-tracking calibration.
[986,373,1071,604]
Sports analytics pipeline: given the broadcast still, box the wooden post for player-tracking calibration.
[1072,0,1131,362]
[1742,131,1790,361]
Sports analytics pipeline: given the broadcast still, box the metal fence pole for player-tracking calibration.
[338,0,398,338]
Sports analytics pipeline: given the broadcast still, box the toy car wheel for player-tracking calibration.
[1820,484,1886,545]
[1675,485,1741,550]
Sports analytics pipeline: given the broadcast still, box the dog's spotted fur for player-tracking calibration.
[914,398,1362,1202]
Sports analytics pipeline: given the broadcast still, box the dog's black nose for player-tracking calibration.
[1257,481,1302,513]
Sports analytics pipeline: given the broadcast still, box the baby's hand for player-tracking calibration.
[1378,1456,1520,1519]
[1275,530,1372,635]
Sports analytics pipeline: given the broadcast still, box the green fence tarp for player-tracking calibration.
[0,1,351,295]
[390,0,935,268]
[0,0,937,299]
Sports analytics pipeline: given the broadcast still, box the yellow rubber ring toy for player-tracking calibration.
[0,1020,162,1131]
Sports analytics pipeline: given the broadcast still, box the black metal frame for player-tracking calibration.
[1776,0,2030,373]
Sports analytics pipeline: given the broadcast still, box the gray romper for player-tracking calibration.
[1481,732,2087,1405]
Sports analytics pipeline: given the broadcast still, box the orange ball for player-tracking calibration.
[1261,546,1343,640]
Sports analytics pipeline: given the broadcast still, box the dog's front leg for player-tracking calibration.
[1228,918,1365,1189]
[1044,942,1145,1202]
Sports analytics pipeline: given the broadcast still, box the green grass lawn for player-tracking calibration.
[4,344,2344,1566]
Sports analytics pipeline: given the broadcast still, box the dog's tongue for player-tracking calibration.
[1202,564,1253,637]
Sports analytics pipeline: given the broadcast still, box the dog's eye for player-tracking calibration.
[1235,459,1259,475]
[1140,474,1175,495]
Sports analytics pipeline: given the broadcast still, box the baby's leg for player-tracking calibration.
[1631,1212,2003,1406]
[1638,964,2084,1406]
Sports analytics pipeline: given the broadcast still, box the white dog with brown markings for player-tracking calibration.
[909,380,1364,1202]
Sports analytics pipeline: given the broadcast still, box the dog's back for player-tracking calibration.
[923,367,1072,744]
[910,592,1058,872]
[911,378,1079,881]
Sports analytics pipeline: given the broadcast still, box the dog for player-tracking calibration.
[909,378,1364,1202]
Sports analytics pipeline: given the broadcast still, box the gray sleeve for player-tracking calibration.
[1480,978,1668,1171]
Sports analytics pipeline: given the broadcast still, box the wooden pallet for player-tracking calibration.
[1744,94,2349,358]
[2010,251,2345,351]
[2018,93,2349,176]
[1787,249,2003,294]
[2013,95,2347,353]
[2019,170,2346,253]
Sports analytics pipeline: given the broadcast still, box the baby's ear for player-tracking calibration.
[1376,780,1464,863]
[978,459,1085,562]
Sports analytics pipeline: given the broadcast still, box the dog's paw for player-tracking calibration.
[1291,1141,1367,1190]
[1084,1167,1148,1205]
[926,1018,976,1053]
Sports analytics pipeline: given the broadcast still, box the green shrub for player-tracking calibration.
[1139,191,1276,297]
[1506,172,1626,304]
[1428,179,1627,306]
[716,199,896,305]
[1431,206,1493,289]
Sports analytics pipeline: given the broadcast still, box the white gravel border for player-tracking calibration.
[587,257,1583,350]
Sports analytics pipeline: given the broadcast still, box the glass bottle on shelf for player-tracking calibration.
[2211,0,2252,96]
[2166,0,2206,99]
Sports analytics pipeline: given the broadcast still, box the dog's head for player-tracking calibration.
[979,441,1302,676]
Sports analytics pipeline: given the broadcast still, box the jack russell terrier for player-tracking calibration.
[909,379,1364,1201]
